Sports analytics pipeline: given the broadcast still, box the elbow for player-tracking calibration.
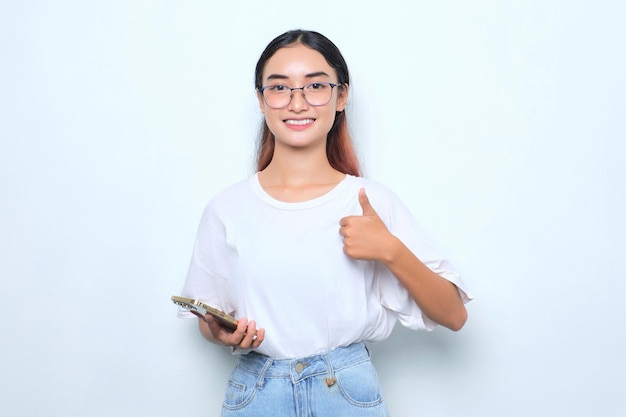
[446,306,468,332]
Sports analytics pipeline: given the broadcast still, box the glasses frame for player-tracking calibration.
[257,81,343,109]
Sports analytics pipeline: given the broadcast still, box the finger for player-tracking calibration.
[205,314,235,341]
[222,317,248,346]
[239,320,258,348]
[205,314,222,334]
[358,188,377,216]
[251,328,265,349]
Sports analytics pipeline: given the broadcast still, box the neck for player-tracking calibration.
[261,142,341,186]
[258,154,346,202]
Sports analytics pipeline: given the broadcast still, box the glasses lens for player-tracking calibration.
[303,82,333,106]
[263,86,290,108]
[262,83,337,108]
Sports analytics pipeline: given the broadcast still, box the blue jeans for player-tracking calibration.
[221,342,391,416]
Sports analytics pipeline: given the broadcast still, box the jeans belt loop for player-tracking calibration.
[256,357,274,390]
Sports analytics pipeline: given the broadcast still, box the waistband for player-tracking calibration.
[236,342,370,386]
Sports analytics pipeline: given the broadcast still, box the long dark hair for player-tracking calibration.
[254,30,361,176]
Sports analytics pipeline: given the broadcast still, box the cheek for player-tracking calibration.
[263,113,283,135]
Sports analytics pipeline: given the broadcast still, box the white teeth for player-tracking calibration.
[285,119,314,126]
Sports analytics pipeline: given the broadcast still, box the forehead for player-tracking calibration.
[262,43,337,81]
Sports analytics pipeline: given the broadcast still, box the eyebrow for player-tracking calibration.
[265,71,331,81]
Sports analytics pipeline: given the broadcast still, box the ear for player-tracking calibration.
[336,84,349,112]
[257,91,266,114]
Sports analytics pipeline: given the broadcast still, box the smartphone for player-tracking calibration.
[171,295,238,331]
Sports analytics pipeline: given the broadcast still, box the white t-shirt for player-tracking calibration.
[179,174,471,359]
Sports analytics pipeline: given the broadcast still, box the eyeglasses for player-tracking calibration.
[258,82,343,109]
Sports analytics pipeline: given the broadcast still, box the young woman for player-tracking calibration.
[179,29,472,416]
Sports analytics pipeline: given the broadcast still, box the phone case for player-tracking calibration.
[171,295,238,331]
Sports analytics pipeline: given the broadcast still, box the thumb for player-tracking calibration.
[359,188,377,216]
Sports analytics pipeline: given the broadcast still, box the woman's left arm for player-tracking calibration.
[339,188,467,331]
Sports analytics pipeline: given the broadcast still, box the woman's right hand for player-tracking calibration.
[199,314,265,349]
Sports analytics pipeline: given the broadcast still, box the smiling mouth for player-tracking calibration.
[284,118,315,126]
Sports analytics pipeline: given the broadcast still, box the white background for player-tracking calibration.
[1,1,624,416]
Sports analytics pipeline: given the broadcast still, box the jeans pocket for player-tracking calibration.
[335,359,384,407]
[222,367,258,410]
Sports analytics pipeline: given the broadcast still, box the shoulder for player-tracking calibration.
[349,176,405,211]
[201,175,257,217]
[349,176,425,237]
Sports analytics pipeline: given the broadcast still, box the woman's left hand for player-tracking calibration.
[339,188,398,261]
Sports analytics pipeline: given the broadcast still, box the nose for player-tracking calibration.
[288,87,309,111]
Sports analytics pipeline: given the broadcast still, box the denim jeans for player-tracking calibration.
[221,342,391,417]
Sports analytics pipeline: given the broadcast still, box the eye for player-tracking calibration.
[307,82,328,90]
[267,84,289,92]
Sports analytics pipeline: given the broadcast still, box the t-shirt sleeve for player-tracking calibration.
[372,187,473,331]
[177,202,234,319]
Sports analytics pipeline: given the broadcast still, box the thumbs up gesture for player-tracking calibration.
[339,188,397,261]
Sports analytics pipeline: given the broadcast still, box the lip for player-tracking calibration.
[283,118,315,130]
